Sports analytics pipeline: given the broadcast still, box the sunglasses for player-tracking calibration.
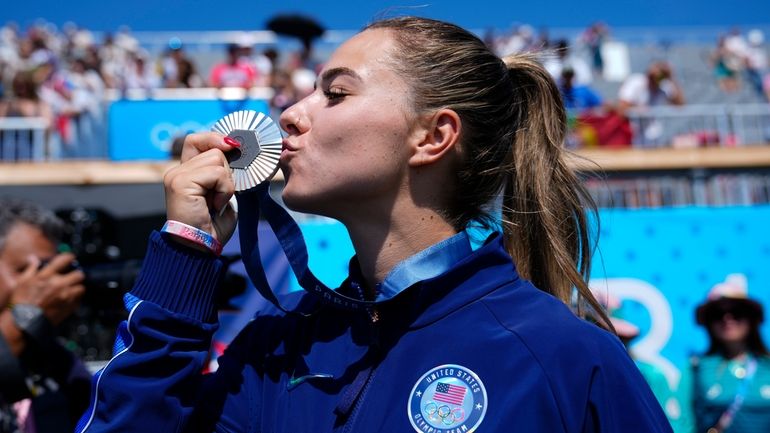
[708,308,750,322]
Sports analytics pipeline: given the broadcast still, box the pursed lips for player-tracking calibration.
[282,138,299,152]
[280,139,299,162]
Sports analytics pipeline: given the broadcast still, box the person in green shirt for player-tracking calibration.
[691,274,770,433]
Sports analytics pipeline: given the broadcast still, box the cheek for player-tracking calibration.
[734,323,751,337]
[713,322,751,339]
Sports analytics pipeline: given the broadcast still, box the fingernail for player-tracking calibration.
[224,137,241,148]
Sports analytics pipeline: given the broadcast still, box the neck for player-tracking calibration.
[337,159,460,297]
[343,205,457,296]
[721,342,749,360]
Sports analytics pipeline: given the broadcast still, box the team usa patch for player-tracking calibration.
[408,364,487,433]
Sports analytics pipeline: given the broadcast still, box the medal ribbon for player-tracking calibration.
[236,183,472,314]
[236,184,376,314]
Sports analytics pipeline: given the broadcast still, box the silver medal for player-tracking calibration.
[211,110,282,191]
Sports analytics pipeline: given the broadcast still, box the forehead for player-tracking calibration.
[0,222,56,266]
[324,29,400,81]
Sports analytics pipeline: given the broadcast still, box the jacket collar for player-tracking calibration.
[345,232,520,329]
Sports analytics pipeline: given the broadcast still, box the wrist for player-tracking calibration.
[10,304,54,345]
[165,234,212,254]
[161,220,223,256]
[0,309,26,356]
[131,231,225,322]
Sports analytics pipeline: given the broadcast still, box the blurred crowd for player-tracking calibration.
[0,21,320,125]
[710,28,768,96]
[485,22,769,104]
[0,19,768,157]
[0,23,105,153]
[0,21,319,158]
[485,22,770,148]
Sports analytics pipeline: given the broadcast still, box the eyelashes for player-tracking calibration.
[323,89,347,102]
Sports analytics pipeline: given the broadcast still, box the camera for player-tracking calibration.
[54,207,248,362]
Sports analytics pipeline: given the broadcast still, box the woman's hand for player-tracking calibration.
[163,132,239,248]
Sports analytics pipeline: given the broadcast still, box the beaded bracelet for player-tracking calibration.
[161,220,223,256]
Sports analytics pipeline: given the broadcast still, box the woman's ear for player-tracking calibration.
[408,109,461,167]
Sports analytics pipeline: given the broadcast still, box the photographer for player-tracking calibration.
[0,199,90,433]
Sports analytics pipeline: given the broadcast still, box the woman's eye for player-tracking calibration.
[323,89,347,102]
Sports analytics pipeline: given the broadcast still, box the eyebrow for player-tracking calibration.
[319,67,363,86]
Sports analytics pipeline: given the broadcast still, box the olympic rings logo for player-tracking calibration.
[423,401,465,426]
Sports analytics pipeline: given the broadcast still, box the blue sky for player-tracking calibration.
[4,0,770,32]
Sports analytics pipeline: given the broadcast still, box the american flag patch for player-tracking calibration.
[433,382,466,405]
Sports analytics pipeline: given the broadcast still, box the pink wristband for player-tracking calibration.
[161,220,223,256]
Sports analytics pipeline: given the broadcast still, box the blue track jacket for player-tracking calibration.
[76,231,673,432]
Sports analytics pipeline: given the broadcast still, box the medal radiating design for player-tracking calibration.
[212,110,282,191]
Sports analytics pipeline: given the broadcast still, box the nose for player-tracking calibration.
[279,104,307,136]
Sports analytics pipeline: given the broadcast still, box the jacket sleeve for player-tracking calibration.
[75,231,235,433]
[0,333,30,403]
[581,339,675,433]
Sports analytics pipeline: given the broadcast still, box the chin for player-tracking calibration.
[283,189,350,222]
[281,186,324,216]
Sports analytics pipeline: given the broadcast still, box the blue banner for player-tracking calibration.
[108,99,270,160]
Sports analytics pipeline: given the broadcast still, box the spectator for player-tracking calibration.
[690,274,770,433]
[0,70,54,160]
[25,31,55,73]
[65,58,106,157]
[0,24,22,97]
[208,43,256,88]
[618,61,685,109]
[494,23,536,56]
[33,56,85,151]
[544,39,593,85]
[617,61,684,146]
[269,69,298,117]
[724,27,750,62]
[0,70,53,121]
[160,43,201,88]
[251,48,277,87]
[121,52,159,91]
[558,67,602,112]
[66,58,104,117]
[97,33,125,89]
[0,199,90,433]
[744,29,768,100]
[581,22,608,76]
[711,35,743,93]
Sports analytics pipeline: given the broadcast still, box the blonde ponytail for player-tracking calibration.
[502,54,610,329]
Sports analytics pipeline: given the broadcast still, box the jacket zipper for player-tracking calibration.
[340,367,377,433]
[339,281,381,432]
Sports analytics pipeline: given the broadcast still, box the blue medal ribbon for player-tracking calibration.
[236,183,472,314]
[237,184,373,314]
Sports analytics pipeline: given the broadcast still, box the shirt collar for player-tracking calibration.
[347,231,473,302]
